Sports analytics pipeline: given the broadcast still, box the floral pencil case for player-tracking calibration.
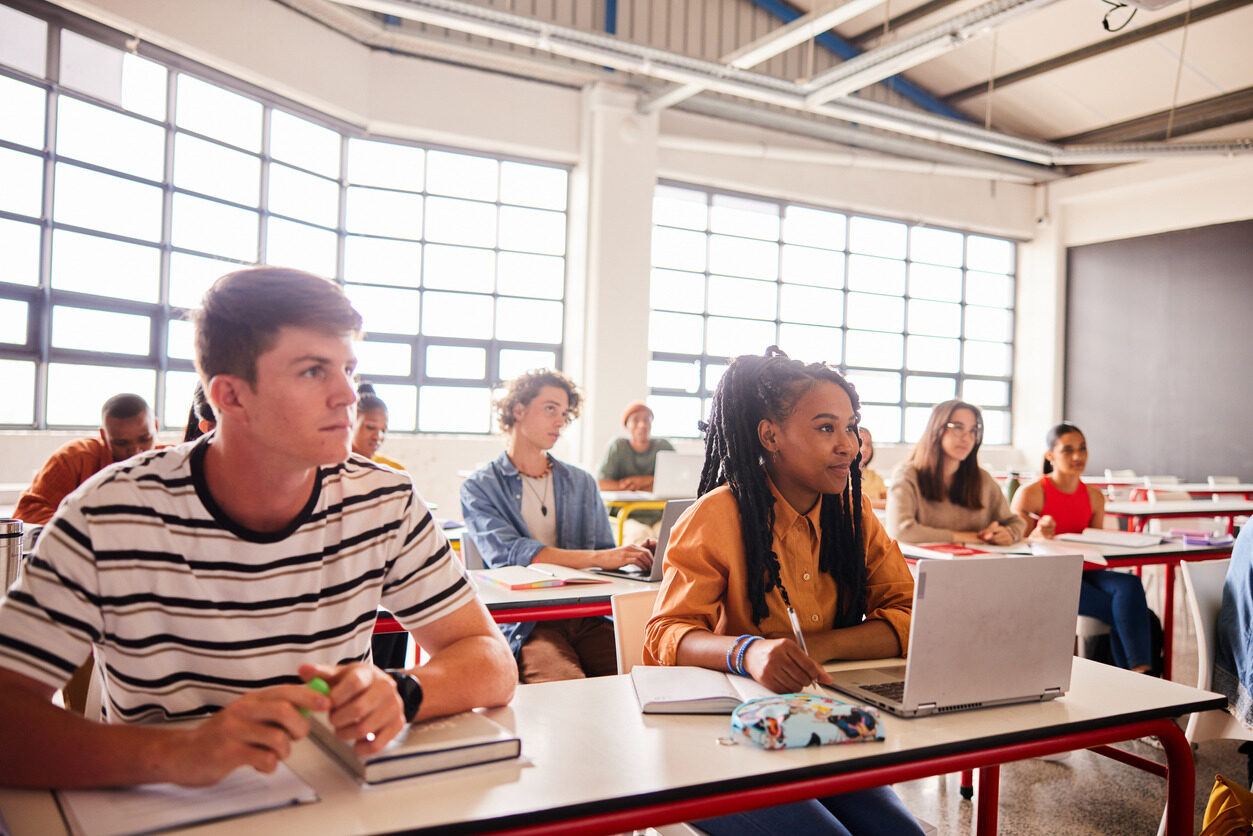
[730,693,885,750]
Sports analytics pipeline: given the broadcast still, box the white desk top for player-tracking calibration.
[1145,483,1253,494]
[0,659,1223,836]
[471,565,657,610]
[902,539,1233,561]
[1105,498,1253,516]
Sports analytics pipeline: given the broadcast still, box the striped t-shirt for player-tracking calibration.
[0,437,474,724]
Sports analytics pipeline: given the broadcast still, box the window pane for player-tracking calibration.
[965,305,1012,342]
[706,316,775,358]
[170,252,243,309]
[907,299,961,337]
[496,298,562,344]
[265,217,337,278]
[54,163,163,241]
[0,359,35,423]
[268,164,338,228]
[164,370,200,429]
[649,395,702,438]
[171,193,258,261]
[423,291,492,339]
[357,340,412,377]
[903,406,933,443]
[344,284,419,335]
[847,292,903,332]
[347,139,423,190]
[0,5,46,76]
[649,311,703,354]
[345,187,423,239]
[366,383,415,432]
[849,216,906,258]
[906,335,960,373]
[173,133,261,205]
[705,364,728,393]
[424,196,495,248]
[777,323,841,365]
[709,194,779,240]
[60,31,166,120]
[426,150,497,202]
[647,359,700,393]
[782,205,844,249]
[0,217,42,286]
[499,206,565,256]
[859,405,902,443]
[707,276,776,321]
[964,340,1011,376]
[344,236,420,287]
[52,306,150,355]
[652,226,706,272]
[707,235,777,281]
[905,375,956,404]
[0,74,45,149]
[653,185,707,231]
[497,251,563,299]
[423,244,493,292]
[419,386,489,433]
[780,284,842,327]
[910,227,964,267]
[910,263,962,302]
[56,95,164,180]
[270,110,340,178]
[51,230,160,302]
[846,255,905,295]
[0,298,27,344]
[963,378,1009,407]
[966,271,1014,308]
[650,269,704,314]
[498,349,555,381]
[175,74,262,152]
[781,245,843,288]
[1,147,45,218]
[967,236,1014,273]
[167,318,194,360]
[425,345,484,380]
[845,330,902,369]
[500,161,566,210]
[845,370,899,404]
[981,409,1010,445]
[47,363,154,426]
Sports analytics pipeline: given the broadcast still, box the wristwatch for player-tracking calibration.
[384,669,424,723]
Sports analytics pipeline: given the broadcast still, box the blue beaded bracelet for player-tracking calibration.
[726,634,751,673]
[735,636,762,676]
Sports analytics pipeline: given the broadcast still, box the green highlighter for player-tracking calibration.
[300,676,331,716]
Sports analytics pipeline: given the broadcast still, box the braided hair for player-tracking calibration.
[699,346,866,627]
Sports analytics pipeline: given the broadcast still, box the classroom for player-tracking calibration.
[1,0,1251,833]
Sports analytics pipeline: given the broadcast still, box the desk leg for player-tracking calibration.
[1162,561,1176,681]
[959,769,973,799]
[1158,718,1196,835]
[973,766,999,835]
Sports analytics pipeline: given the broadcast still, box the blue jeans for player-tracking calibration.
[694,785,924,836]
[1079,569,1153,670]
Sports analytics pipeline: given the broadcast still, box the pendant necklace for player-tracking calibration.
[519,455,554,516]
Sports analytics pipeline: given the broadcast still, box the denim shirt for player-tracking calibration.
[1215,523,1253,728]
[460,451,615,655]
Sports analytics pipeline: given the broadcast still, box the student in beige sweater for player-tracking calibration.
[886,399,1025,545]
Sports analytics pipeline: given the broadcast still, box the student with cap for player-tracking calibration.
[597,400,675,542]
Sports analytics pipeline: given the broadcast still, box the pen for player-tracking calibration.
[786,606,809,654]
[1025,511,1040,520]
[529,566,558,577]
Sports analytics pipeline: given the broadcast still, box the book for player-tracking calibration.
[1028,539,1108,570]
[630,665,776,714]
[475,564,610,590]
[308,709,521,784]
[1056,528,1163,548]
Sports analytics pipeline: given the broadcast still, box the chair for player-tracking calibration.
[1075,615,1111,658]
[459,532,486,570]
[611,588,660,674]
[1143,475,1180,486]
[1104,469,1138,501]
[1209,477,1240,486]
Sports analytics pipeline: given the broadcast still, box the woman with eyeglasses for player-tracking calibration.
[886,400,1025,545]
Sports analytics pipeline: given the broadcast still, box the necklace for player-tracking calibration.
[522,472,551,516]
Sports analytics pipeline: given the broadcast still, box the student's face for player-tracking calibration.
[233,326,358,468]
[1047,431,1088,476]
[512,385,571,452]
[101,410,157,462]
[760,381,860,504]
[939,407,980,466]
[625,410,652,446]
[858,428,874,466]
[352,408,388,458]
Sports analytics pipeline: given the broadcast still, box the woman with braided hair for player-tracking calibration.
[643,347,919,836]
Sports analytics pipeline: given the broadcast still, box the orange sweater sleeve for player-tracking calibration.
[13,439,112,525]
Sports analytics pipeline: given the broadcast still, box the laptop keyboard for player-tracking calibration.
[861,680,906,702]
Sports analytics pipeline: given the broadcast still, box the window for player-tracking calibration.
[0,9,568,433]
[647,183,1016,444]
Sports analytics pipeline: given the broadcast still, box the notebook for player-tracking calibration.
[476,564,610,589]
[824,555,1083,717]
[630,665,775,713]
[1056,528,1164,548]
[591,498,695,582]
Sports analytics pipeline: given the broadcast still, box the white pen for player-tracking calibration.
[528,565,558,578]
[786,606,809,654]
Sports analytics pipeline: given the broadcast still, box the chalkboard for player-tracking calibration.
[1063,219,1253,482]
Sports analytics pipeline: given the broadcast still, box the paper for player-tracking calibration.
[1056,528,1163,548]
[56,762,318,836]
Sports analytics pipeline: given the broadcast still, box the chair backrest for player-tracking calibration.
[611,588,660,674]
[1209,476,1240,486]
[1181,559,1231,691]
[1143,475,1180,486]
[1148,490,1191,503]
[1106,469,1137,479]
[459,533,486,570]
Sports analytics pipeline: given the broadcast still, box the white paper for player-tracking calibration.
[1056,528,1163,548]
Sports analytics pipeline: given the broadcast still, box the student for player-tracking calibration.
[182,381,216,442]
[886,400,1025,545]
[1013,422,1153,673]
[643,347,920,836]
[597,400,675,542]
[859,427,888,509]
[1216,522,1253,729]
[353,383,404,470]
[461,370,653,682]
[14,393,158,525]
[0,267,515,789]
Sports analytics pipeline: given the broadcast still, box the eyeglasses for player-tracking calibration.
[944,421,982,439]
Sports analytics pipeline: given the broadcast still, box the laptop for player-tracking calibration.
[824,554,1083,717]
[651,451,704,499]
[592,498,695,582]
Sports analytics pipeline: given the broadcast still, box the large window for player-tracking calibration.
[0,2,568,432]
[647,183,1016,444]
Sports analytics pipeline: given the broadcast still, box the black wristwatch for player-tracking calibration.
[384,669,424,723]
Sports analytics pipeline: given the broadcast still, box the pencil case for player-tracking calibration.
[730,693,884,750]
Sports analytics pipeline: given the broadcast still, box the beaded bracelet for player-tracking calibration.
[726,634,751,674]
[735,636,762,676]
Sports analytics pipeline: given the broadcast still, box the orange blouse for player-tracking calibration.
[643,478,914,666]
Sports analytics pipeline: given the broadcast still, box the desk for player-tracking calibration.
[0,659,1223,835]
[1128,482,1253,501]
[1105,498,1253,534]
[600,491,669,544]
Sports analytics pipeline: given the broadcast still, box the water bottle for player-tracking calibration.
[1005,471,1021,503]
[0,518,22,593]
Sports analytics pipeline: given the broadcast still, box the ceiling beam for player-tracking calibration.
[847,0,967,47]
[1055,86,1253,144]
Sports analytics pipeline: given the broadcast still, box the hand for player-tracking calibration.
[619,476,647,490]
[1036,515,1056,539]
[299,663,407,757]
[742,638,833,693]
[979,522,1013,545]
[594,544,654,572]
[164,682,329,786]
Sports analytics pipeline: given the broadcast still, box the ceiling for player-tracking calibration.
[281,0,1253,182]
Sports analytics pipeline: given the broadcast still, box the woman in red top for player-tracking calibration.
[1012,423,1153,672]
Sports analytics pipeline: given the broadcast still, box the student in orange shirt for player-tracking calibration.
[643,347,919,836]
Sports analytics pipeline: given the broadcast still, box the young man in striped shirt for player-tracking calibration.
[0,267,516,788]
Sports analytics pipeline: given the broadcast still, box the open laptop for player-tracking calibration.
[650,451,704,499]
[592,498,695,582]
[824,554,1083,717]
